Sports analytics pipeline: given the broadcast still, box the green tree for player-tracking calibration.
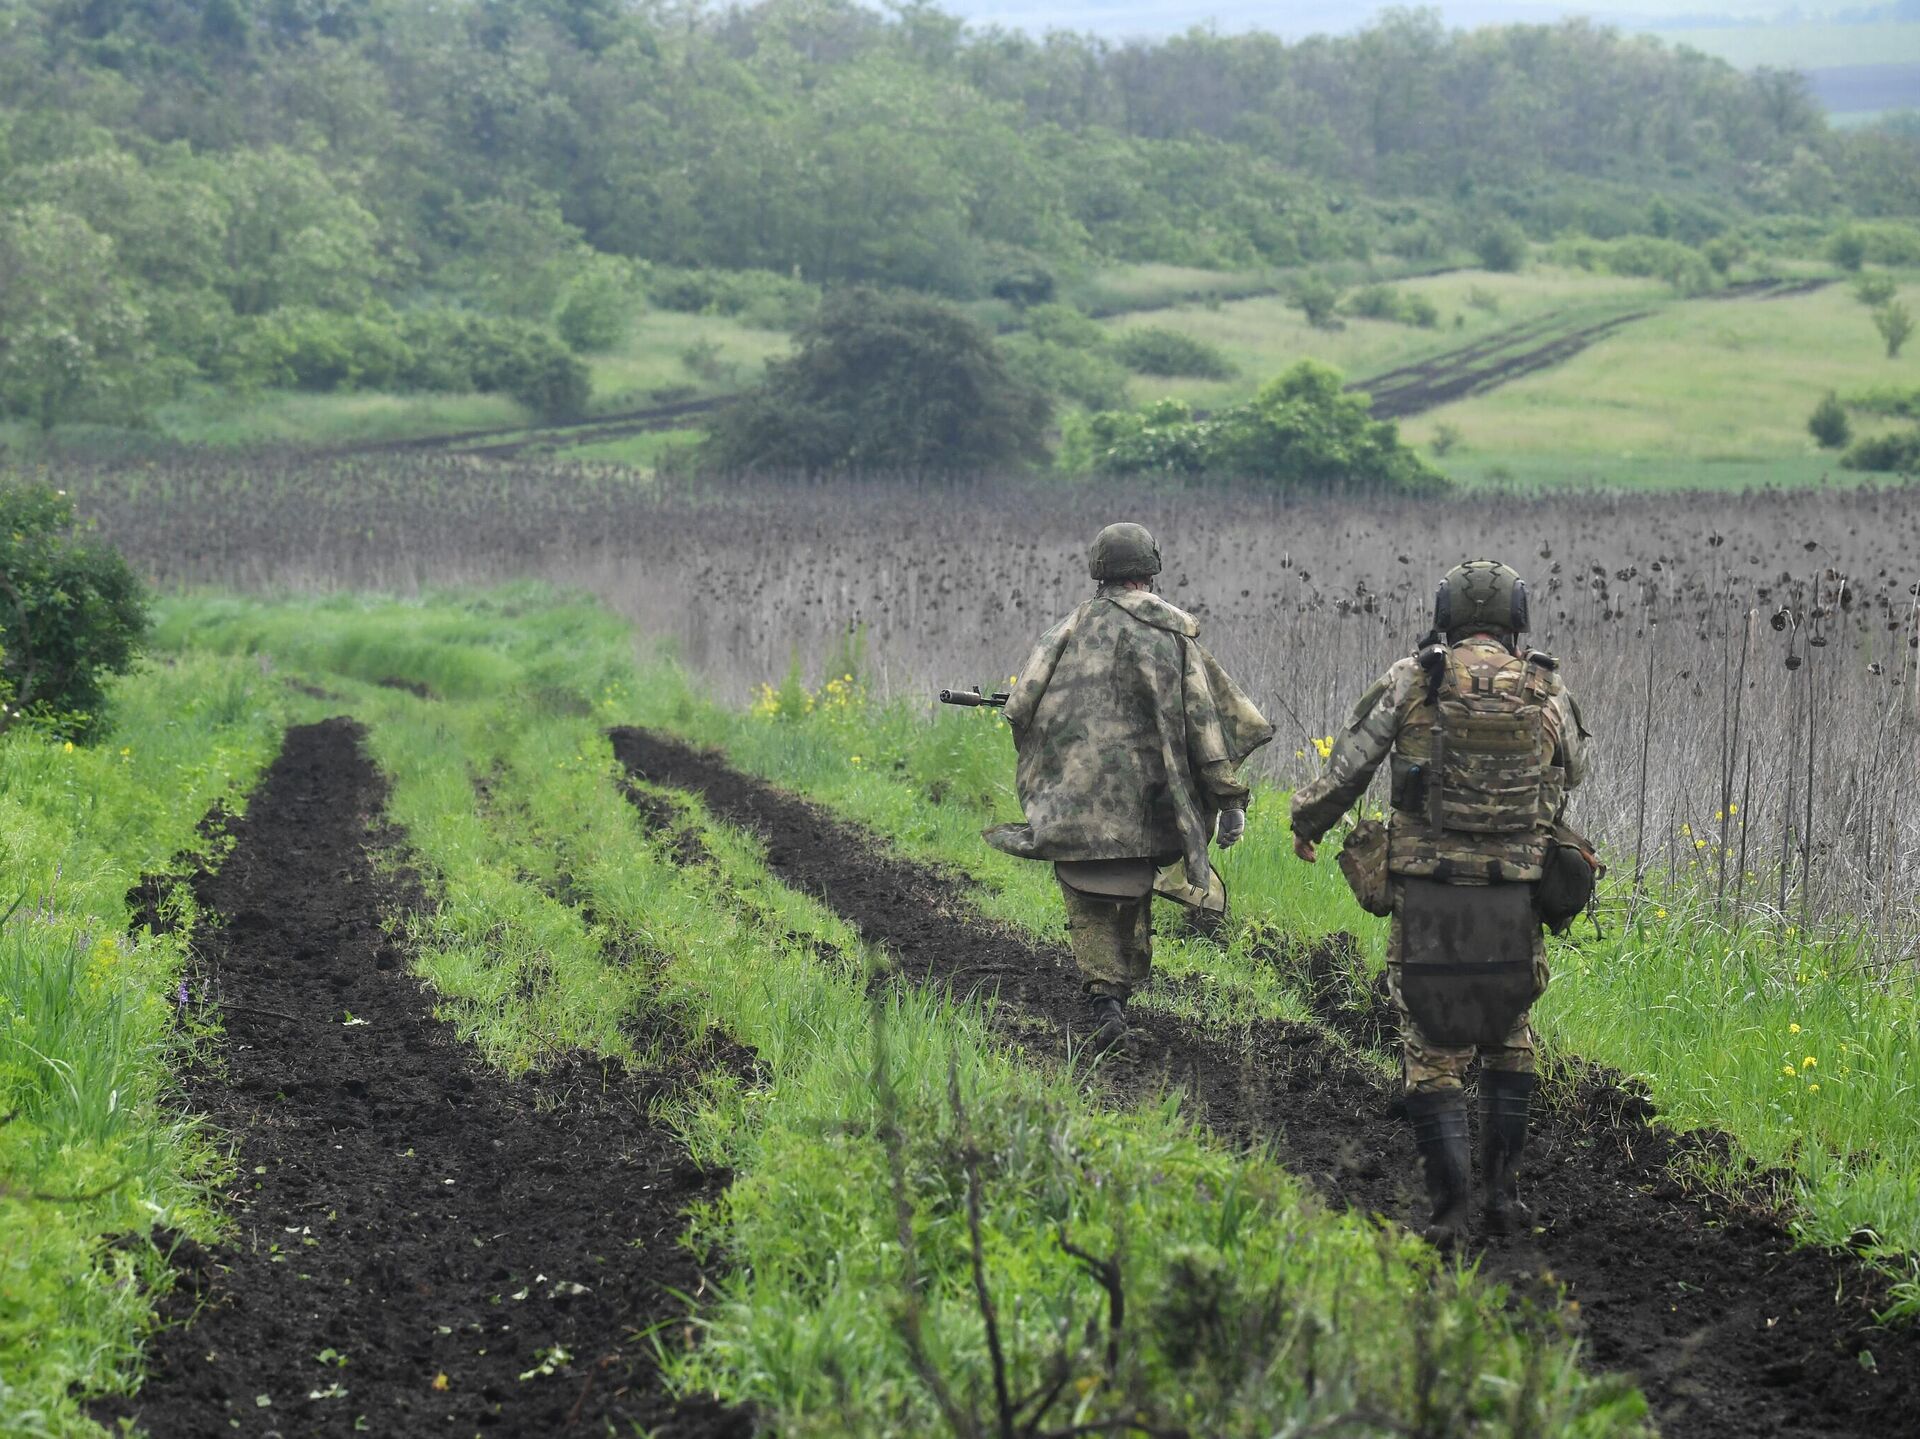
[1829,228,1867,272]
[1289,276,1346,330]
[1853,273,1898,306]
[701,288,1050,473]
[1069,360,1446,494]
[0,205,150,428]
[0,480,149,742]
[1874,302,1914,359]
[1807,392,1851,449]
[1473,218,1528,273]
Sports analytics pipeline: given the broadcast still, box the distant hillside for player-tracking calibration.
[2,0,1916,431]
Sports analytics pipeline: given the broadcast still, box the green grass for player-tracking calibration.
[1103,266,1667,411]
[542,426,703,468]
[587,310,791,411]
[153,386,528,449]
[147,587,1650,1436]
[627,651,1920,1303]
[0,652,293,1436]
[1402,278,1920,483]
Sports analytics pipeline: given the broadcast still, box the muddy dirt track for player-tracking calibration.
[102,720,751,1439]
[611,726,1920,1439]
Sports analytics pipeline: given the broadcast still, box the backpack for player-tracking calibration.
[1423,646,1557,835]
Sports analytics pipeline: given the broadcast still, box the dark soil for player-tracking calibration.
[1363,312,1651,421]
[610,726,1920,1439]
[101,720,752,1439]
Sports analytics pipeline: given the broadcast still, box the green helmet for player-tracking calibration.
[1088,522,1162,581]
[1434,559,1529,639]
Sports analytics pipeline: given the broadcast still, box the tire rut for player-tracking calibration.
[101,719,752,1439]
[610,725,1920,1439]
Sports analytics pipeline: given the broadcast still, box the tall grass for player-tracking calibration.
[0,651,289,1436]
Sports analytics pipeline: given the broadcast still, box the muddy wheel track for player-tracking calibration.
[101,720,751,1439]
[611,726,1920,1439]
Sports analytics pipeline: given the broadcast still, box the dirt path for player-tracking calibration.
[1359,312,1650,420]
[102,720,751,1439]
[611,726,1920,1439]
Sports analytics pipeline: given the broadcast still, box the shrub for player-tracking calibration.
[988,263,1056,308]
[1023,303,1109,352]
[1112,326,1236,378]
[1829,229,1867,271]
[1703,234,1746,275]
[699,288,1051,474]
[1069,359,1446,495]
[1853,273,1898,307]
[1289,276,1345,330]
[647,267,819,328]
[0,480,149,742]
[998,334,1132,410]
[1808,393,1851,449]
[1841,427,1920,473]
[1473,218,1528,273]
[1874,301,1914,359]
[1345,285,1439,329]
[555,256,638,353]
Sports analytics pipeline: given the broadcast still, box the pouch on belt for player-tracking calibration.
[1396,878,1537,1046]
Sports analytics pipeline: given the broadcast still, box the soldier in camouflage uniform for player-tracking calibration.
[986,523,1274,1055]
[1290,560,1588,1245]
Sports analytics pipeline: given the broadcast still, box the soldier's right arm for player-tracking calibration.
[1289,660,1416,843]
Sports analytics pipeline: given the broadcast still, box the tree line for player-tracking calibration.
[1,0,1916,429]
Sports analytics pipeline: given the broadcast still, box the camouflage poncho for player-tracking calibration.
[984,587,1273,889]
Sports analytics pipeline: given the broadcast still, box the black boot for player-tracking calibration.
[1405,1088,1472,1249]
[1085,992,1128,1057]
[1480,1070,1536,1236]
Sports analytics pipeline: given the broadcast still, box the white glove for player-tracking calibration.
[1215,807,1246,848]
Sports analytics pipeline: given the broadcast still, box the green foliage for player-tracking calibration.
[1841,426,1920,472]
[1068,360,1446,493]
[700,289,1050,474]
[646,268,821,329]
[1473,218,1529,273]
[1703,233,1746,275]
[555,256,640,354]
[1554,234,1715,294]
[997,333,1132,410]
[1111,325,1237,378]
[1852,272,1899,307]
[0,481,149,741]
[0,205,152,428]
[220,307,590,419]
[1807,392,1851,449]
[1873,301,1914,359]
[1289,275,1346,330]
[1845,384,1920,418]
[1829,228,1868,270]
[1345,284,1439,328]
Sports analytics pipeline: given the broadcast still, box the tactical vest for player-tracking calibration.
[1386,642,1565,882]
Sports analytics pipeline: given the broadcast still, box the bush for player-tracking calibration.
[1068,359,1446,495]
[1841,427,1920,473]
[1023,303,1109,352]
[555,256,639,353]
[998,334,1132,410]
[1829,229,1867,271]
[1112,326,1237,378]
[1703,234,1746,275]
[0,480,149,742]
[1808,393,1851,449]
[1345,285,1439,329]
[1289,276,1345,330]
[1874,301,1913,359]
[1473,218,1528,273]
[699,288,1051,474]
[1853,273,1898,307]
[647,267,819,328]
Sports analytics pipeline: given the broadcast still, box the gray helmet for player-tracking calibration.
[1089,522,1162,581]
[1434,559,1529,639]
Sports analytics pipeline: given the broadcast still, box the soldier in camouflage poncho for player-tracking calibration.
[1291,560,1589,1246]
[986,523,1273,1055]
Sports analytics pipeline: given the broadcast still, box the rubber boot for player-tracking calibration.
[1085,992,1128,1057]
[1405,1088,1473,1249]
[1479,1069,1536,1236]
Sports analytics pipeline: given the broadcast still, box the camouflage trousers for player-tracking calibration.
[1386,905,1549,1097]
[1059,883,1153,1000]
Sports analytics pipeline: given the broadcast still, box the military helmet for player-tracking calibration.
[1089,522,1162,581]
[1434,559,1529,639]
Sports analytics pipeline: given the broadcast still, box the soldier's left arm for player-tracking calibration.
[1552,682,1590,790]
[1289,662,1413,843]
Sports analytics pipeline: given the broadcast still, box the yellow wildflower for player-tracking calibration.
[1782,1064,1796,1077]
[1808,1084,1820,1094]
[1789,1023,1801,1034]
[62,740,74,753]
[1802,1056,1816,1069]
